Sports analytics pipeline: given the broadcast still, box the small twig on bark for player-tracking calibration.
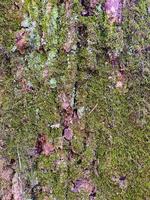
[88,103,98,115]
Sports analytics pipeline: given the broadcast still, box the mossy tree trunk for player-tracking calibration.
[0,0,150,199]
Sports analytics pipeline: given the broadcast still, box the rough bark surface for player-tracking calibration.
[0,0,150,199]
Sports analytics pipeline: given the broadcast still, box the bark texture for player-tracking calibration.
[0,0,150,199]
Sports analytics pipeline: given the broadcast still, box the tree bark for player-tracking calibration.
[0,0,150,199]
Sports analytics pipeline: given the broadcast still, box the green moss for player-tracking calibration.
[0,0,21,48]
[1,0,149,199]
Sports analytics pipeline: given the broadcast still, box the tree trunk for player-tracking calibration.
[0,0,149,199]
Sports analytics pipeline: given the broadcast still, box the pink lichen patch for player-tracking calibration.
[1,168,14,182]
[63,127,73,141]
[35,134,55,156]
[116,80,123,88]
[90,0,99,8]
[63,111,74,127]
[2,191,13,200]
[0,158,14,182]
[16,29,28,54]
[0,157,14,200]
[12,173,24,200]
[104,0,122,23]
[71,179,94,194]
[116,69,125,89]
[42,68,49,79]
[42,142,55,156]
[58,92,74,127]
[59,93,71,110]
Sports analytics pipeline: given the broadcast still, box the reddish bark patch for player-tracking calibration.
[16,29,28,54]
[59,93,74,127]
[35,134,55,156]
[63,127,73,141]
[42,142,55,156]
